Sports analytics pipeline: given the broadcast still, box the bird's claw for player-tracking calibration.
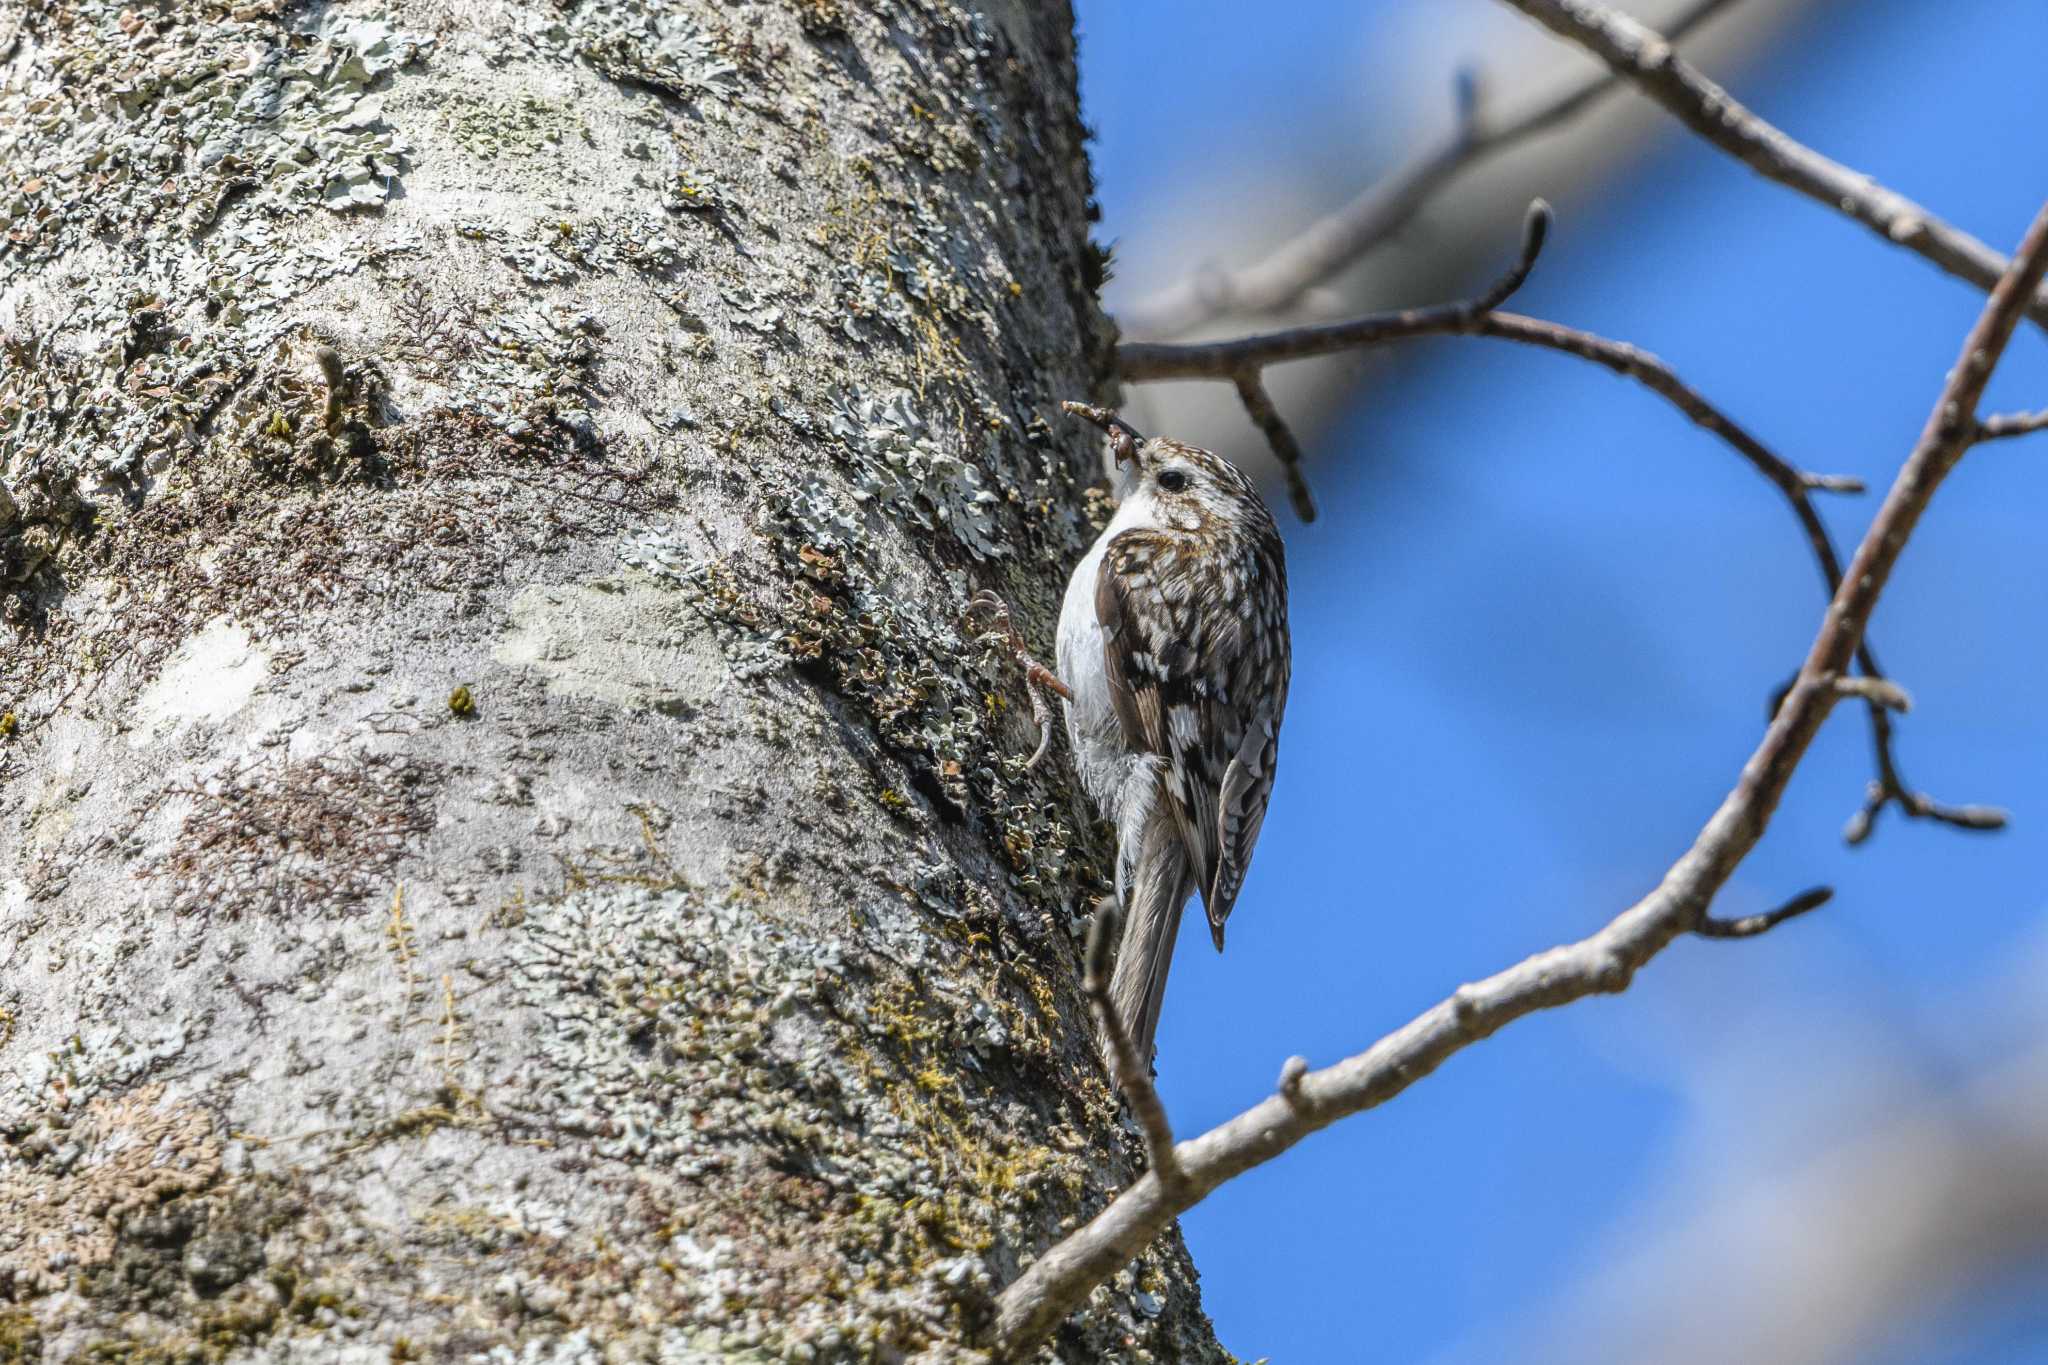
[963,590,1069,770]
[962,589,1013,638]
[1022,701,1055,771]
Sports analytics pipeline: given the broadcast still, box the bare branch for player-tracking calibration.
[1120,211,1860,599]
[1116,0,1747,338]
[988,198,2048,1363]
[1976,408,2048,443]
[1834,671,2010,846]
[1771,656,2004,845]
[1142,300,1876,529]
[1494,0,2048,331]
[1083,903,1185,1193]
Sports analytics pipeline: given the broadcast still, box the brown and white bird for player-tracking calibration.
[1054,402,1291,1068]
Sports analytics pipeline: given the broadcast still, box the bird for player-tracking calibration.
[972,401,1291,1073]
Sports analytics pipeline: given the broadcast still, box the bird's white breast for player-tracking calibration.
[1057,489,1158,817]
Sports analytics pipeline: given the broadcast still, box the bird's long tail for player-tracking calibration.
[1105,807,1196,1071]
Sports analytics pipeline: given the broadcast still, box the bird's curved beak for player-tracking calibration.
[1061,400,1143,466]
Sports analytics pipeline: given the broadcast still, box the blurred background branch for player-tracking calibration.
[1097,0,1830,469]
[1115,0,1748,341]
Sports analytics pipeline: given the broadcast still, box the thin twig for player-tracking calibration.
[1231,372,1316,522]
[1116,0,1746,338]
[1494,0,2048,331]
[1084,902,1184,1192]
[1830,674,1911,712]
[1058,400,1142,465]
[1833,665,2009,845]
[1976,409,2048,443]
[1129,293,1873,552]
[989,197,2048,1363]
[1696,885,1831,939]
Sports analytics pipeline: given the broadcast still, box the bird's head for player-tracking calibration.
[1062,400,1272,536]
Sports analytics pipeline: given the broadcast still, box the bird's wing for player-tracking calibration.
[1209,705,1281,932]
[1095,529,1238,931]
[1096,527,1288,945]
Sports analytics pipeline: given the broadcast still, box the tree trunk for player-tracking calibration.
[0,3,1219,1359]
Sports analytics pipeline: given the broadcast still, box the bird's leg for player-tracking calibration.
[964,590,1071,770]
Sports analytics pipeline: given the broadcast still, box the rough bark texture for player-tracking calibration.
[0,2,1224,1360]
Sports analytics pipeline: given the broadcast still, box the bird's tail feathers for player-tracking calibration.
[1104,818,1194,1072]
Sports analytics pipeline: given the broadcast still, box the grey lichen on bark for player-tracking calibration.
[0,2,1225,1360]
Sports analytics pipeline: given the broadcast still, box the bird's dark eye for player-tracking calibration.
[1158,469,1190,493]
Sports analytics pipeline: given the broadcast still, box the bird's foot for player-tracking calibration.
[964,590,1070,770]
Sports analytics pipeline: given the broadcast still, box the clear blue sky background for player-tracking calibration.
[1074,2,2048,1361]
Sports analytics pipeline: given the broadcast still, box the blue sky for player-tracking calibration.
[1074,2,2048,1360]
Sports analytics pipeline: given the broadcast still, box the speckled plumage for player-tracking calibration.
[1057,424,1290,1067]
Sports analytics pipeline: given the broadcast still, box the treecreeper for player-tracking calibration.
[976,401,1292,1073]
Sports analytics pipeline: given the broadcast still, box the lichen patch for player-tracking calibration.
[0,1083,224,1297]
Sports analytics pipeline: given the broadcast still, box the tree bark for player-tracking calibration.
[0,3,1216,1360]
